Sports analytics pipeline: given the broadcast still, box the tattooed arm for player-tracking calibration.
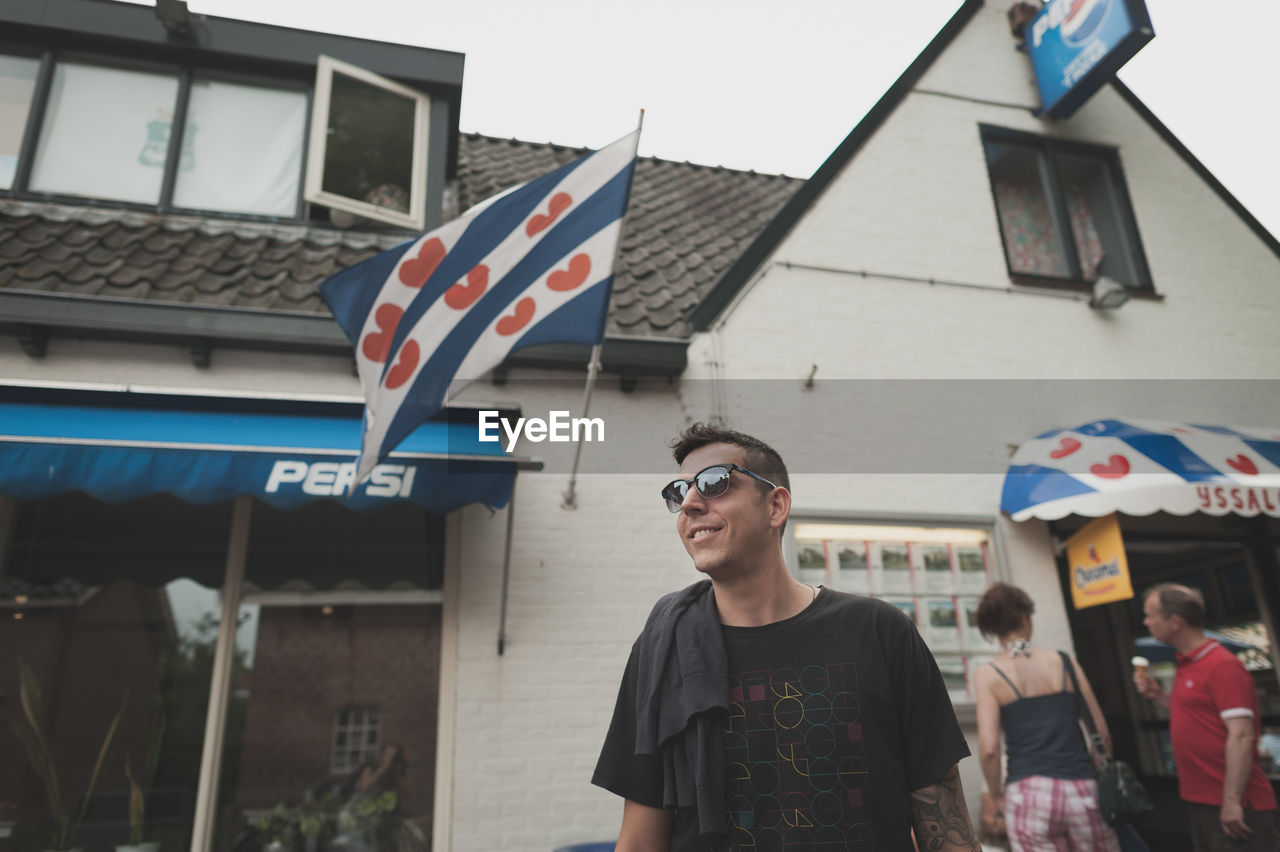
[909,764,981,852]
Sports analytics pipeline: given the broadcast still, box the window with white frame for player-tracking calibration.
[331,706,381,775]
[304,55,431,230]
[981,126,1151,292]
[1,50,433,226]
[792,521,1001,703]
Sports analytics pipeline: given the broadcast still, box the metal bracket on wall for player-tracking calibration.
[16,324,48,358]
[188,337,213,368]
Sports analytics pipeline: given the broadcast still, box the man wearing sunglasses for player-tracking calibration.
[593,423,978,851]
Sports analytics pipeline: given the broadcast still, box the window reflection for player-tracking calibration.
[1,578,221,852]
[2,494,442,852]
[228,603,439,852]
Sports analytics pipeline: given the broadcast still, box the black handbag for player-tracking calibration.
[1060,651,1154,825]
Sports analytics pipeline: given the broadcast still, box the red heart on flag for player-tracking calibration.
[496,297,536,336]
[384,340,420,389]
[1090,455,1130,479]
[360,303,403,364]
[444,264,489,310]
[398,238,446,288]
[547,253,592,291]
[1226,454,1258,475]
[1049,437,1082,459]
[526,193,572,237]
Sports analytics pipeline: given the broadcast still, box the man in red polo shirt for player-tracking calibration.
[1134,583,1278,851]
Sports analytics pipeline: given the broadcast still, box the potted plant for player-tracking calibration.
[254,803,296,852]
[296,789,340,852]
[113,759,159,852]
[10,659,126,852]
[115,696,165,852]
[333,791,397,852]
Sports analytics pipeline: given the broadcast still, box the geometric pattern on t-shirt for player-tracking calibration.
[723,661,874,851]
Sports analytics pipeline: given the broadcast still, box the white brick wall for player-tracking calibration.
[448,472,698,850]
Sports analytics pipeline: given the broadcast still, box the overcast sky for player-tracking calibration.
[129,0,1277,239]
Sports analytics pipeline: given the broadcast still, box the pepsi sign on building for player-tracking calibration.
[1027,0,1155,118]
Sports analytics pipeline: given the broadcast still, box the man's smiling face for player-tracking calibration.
[674,442,777,580]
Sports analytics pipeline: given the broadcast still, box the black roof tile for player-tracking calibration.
[58,274,108,296]
[0,133,800,340]
[104,279,152,301]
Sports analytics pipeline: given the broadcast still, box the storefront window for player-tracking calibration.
[2,493,444,852]
[2,494,231,852]
[1,575,224,852]
[223,601,439,852]
[792,522,999,702]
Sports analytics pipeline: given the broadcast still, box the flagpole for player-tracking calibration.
[562,110,643,510]
[561,342,603,508]
[497,476,517,655]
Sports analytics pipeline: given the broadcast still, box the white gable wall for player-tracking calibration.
[701,1,1279,382]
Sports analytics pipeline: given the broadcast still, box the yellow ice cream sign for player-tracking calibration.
[1066,513,1134,610]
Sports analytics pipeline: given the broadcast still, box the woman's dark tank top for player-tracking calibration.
[993,653,1096,784]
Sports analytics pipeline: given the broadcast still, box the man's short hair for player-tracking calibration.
[1145,583,1206,628]
[975,582,1035,639]
[670,422,791,493]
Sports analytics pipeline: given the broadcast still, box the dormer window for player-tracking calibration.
[0,53,41,190]
[20,58,309,217]
[1,49,434,228]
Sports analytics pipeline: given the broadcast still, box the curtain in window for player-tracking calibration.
[29,63,179,204]
[172,80,306,217]
[993,173,1104,280]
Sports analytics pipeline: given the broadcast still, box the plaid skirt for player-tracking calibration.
[1005,775,1121,852]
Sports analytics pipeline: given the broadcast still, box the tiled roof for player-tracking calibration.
[0,133,800,339]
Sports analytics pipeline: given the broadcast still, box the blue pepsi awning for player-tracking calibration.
[1002,418,1280,521]
[0,401,524,513]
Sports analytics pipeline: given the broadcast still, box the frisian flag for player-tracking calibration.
[322,129,640,483]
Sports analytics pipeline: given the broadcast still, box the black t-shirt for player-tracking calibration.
[593,589,970,851]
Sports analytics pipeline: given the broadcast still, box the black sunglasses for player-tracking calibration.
[661,463,778,513]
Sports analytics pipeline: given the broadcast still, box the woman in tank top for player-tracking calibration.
[974,583,1120,852]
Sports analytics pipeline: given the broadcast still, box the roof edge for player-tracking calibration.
[0,289,687,375]
[1109,78,1280,263]
[689,0,986,332]
[0,0,466,86]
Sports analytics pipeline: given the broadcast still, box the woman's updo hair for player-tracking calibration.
[975,582,1035,639]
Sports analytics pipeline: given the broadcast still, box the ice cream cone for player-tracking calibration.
[1131,655,1149,677]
